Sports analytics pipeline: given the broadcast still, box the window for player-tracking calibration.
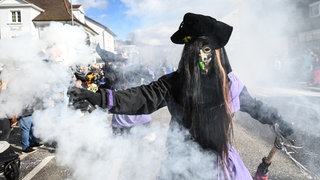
[11,11,21,23]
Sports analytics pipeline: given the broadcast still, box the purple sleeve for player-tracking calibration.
[106,89,152,128]
[112,114,152,128]
[106,89,113,110]
[228,72,244,113]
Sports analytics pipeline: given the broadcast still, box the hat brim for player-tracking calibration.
[170,28,186,44]
[171,20,233,47]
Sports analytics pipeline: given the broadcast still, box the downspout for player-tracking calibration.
[103,30,106,49]
[70,0,74,25]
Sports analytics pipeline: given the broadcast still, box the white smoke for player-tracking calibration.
[32,105,218,179]
[0,22,93,118]
[1,0,319,179]
[0,21,220,179]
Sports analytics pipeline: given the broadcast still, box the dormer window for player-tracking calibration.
[11,10,21,23]
[310,1,320,18]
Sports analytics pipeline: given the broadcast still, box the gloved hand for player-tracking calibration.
[67,87,105,112]
[276,119,294,138]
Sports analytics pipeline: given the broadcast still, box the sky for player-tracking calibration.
[74,0,237,42]
[79,0,140,40]
[1,0,319,179]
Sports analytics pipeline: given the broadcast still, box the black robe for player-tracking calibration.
[108,71,281,150]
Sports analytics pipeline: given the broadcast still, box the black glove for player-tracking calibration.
[276,119,294,138]
[269,109,294,138]
[73,99,96,113]
[67,87,108,112]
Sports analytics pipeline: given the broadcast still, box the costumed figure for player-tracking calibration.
[68,13,294,179]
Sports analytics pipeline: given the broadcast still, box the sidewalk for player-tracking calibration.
[248,80,320,98]
[298,82,320,92]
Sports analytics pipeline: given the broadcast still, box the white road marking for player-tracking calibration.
[22,155,55,180]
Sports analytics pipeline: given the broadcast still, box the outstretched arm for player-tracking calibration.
[110,77,170,114]
[68,72,177,115]
[239,86,293,137]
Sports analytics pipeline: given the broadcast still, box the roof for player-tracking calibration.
[25,0,97,34]
[26,0,73,21]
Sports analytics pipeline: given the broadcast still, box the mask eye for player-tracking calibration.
[201,45,211,54]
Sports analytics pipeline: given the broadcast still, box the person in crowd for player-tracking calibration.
[0,118,12,141]
[68,12,294,179]
[19,115,37,153]
[159,57,172,76]
[302,48,314,84]
[312,54,320,86]
[0,79,17,141]
[19,101,43,153]
[96,70,106,88]
[0,80,12,141]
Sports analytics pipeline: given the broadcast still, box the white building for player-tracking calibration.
[85,16,116,53]
[0,0,116,54]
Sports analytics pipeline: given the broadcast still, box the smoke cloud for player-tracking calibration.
[1,0,319,179]
[0,22,93,118]
[0,21,219,179]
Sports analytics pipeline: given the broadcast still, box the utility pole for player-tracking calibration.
[70,0,74,25]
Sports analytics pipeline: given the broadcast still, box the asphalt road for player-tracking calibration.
[1,85,320,180]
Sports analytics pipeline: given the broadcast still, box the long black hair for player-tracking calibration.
[177,37,234,165]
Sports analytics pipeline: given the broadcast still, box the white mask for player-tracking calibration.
[198,45,212,73]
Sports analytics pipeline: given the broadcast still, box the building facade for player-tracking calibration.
[0,0,116,54]
[294,0,320,47]
[0,0,43,38]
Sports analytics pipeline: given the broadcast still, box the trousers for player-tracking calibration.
[19,116,36,150]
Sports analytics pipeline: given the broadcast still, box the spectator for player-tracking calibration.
[0,79,14,141]
[312,54,320,86]
[0,118,11,141]
[19,102,43,153]
[301,48,314,84]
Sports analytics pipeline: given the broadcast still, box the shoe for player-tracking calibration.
[22,147,36,153]
[30,142,44,148]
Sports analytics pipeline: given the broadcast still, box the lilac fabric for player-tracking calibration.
[228,72,244,113]
[112,114,152,128]
[218,147,253,180]
[107,89,113,109]
[106,89,152,128]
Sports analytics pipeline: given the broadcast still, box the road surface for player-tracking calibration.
[1,85,319,180]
